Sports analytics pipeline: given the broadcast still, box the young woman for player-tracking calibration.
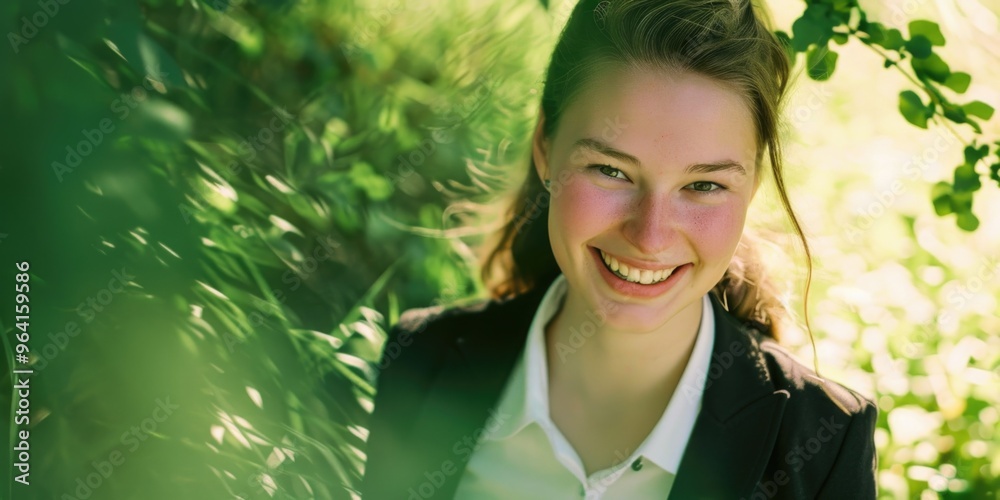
[361,0,878,498]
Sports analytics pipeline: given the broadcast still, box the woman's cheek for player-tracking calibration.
[680,200,748,256]
[551,177,621,235]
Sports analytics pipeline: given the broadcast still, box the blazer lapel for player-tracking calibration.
[667,294,789,499]
[403,283,549,499]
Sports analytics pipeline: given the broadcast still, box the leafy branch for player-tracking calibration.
[779,0,998,231]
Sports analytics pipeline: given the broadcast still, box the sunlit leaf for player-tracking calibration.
[899,91,930,128]
[962,101,995,120]
[908,20,946,46]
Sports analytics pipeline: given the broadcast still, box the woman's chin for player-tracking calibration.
[597,308,678,335]
[592,294,704,336]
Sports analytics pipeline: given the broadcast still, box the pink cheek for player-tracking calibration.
[678,202,747,253]
[550,179,622,233]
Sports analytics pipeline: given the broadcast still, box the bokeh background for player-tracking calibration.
[1,0,998,498]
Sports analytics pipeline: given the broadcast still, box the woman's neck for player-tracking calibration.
[544,291,704,404]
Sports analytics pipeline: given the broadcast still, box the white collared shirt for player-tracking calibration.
[454,274,716,499]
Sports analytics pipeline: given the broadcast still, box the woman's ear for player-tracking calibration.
[532,109,551,184]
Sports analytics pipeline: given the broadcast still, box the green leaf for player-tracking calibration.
[882,29,905,51]
[335,130,372,156]
[349,162,393,201]
[832,32,849,45]
[943,72,971,93]
[962,101,995,120]
[953,165,981,192]
[956,211,979,231]
[899,91,930,128]
[861,21,885,42]
[806,45,839,81]
[951,190,973,212]
[911,53,950,83]
[967,119,983,134]
[963,144,989,167]
[866,23,905,51]
[830,0,852,14]
[908,20,946,46]
[989,162,1000,185]
[904,36,933,59]
[931,182,952,215]
[942,103,967,124]
[791,6,836,52]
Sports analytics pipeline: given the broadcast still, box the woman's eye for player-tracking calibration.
[592,164,627,180]
[687,181,725,192]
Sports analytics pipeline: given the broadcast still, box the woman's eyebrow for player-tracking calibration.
[686,160,747,176]
[573,138,747,176]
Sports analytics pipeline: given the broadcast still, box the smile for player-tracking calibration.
[598,249,677,285]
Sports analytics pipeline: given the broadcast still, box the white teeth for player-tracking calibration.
[639,270,653,285]
[628,267,641,282]
[599,249,675,285]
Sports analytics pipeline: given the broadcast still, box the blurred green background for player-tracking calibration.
[0,0,998,498]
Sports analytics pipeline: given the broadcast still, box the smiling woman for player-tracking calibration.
[362,0,878,499]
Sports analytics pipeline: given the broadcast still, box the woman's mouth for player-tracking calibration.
[597,248,677,285]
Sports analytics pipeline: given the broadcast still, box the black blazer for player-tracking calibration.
[360,281,878,499]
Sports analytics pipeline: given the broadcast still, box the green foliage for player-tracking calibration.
[900,90,931,129]
[2,0,541,497]
[783,2,999,232]
[1,0,997,499]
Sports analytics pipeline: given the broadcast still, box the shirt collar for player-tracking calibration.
[485,273,716,475]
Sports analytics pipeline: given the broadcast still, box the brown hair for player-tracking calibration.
[480,0,813,342]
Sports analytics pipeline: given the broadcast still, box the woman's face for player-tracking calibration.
[534,67,759,333]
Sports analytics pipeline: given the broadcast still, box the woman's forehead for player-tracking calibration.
[554,67,758,174]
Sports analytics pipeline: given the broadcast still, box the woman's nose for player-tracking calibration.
[622,190,680,257]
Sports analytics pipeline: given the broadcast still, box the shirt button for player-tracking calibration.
[631,457,643,471]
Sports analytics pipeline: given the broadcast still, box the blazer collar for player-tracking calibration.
[666,293,789,499]
[402,284,544,498]
[405,284,787,499]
